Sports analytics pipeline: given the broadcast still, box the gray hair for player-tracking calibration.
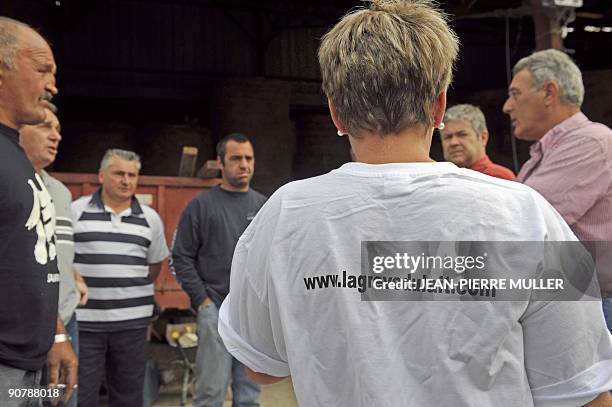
[443,104,488,135]
[513,49,584,107]
[318,0,459,136]
[100,148,141,172]
[0,17,23,69]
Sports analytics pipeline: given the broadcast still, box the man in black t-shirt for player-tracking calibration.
[0,17,77,406]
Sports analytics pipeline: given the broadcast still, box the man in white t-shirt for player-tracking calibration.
[218,1,612,406]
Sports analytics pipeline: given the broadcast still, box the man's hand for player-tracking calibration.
[73,270,88,306]
[47,318,78,404]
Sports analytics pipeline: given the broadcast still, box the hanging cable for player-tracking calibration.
[505,14,520,174]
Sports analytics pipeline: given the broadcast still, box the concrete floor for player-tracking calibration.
[151,379,298,407]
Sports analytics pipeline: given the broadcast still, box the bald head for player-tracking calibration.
[0,17,57,129]
[0,17,38,69]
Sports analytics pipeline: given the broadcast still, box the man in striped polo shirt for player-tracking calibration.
[20,104,88,407]
[71,149,169,407]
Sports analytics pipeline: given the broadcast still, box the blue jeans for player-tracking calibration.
[603,298,612,333]
[193,303,260,407]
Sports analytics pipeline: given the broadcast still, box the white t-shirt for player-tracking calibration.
[219,162,612,407]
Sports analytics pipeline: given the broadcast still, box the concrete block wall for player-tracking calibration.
[211,78,295,197]
[138,123,213,176]
[55,122,136,173]
[292,112,351,180]
[54,121,214,177]
[52,69,612,187]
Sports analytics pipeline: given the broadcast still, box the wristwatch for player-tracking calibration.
[54,334,72,343]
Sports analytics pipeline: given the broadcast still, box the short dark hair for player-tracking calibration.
[216,133,251,163]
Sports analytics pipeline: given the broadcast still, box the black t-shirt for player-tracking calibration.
[0,122,59,371]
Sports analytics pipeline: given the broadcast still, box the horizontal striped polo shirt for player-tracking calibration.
[71,189,169,332]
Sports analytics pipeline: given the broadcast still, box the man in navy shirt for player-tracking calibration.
[172,133,266,407]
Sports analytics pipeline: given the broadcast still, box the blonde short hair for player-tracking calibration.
[318,0,459,136]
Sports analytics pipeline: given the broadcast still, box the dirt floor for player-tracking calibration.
[151,380,298,407]
[146,342,298,407]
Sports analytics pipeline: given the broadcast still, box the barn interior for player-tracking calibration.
[2,1,611,405]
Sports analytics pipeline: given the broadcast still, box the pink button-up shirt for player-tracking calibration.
[517,112,612,291]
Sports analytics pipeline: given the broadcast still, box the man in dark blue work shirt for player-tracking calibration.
[172,133,266,407]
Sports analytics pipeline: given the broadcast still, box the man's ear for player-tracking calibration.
[433,90,447,128]
[480,131,489,147]
[328,99,347,135]
[98,170,104,185]
[543,81,559,106]
[216,155,224,169]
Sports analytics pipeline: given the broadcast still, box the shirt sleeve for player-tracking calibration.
[522,192,612,406]
[70,198,84,224]
[218,193,290,377]
[145,208,169,264]
[522,300,612,407]
[171,199,209,309]
[523,135,612,226]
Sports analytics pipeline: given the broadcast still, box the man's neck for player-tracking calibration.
[468,154,488,168]
[0,111,18,131]
[101,190,132,214]
[219,182,249,193]
[350,125,435,164]
[538,105,581,140]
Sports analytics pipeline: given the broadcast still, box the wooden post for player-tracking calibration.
[527,0,563,50]
[178,146,198,177]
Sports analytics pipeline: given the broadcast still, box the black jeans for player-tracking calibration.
[77,328,147,407]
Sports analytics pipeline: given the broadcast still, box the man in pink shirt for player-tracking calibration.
[503,49,612,330]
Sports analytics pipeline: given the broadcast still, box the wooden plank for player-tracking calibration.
[196,160,221,179]
[178,146,199,177]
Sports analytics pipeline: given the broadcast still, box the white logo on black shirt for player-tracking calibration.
[24,173,56,265]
